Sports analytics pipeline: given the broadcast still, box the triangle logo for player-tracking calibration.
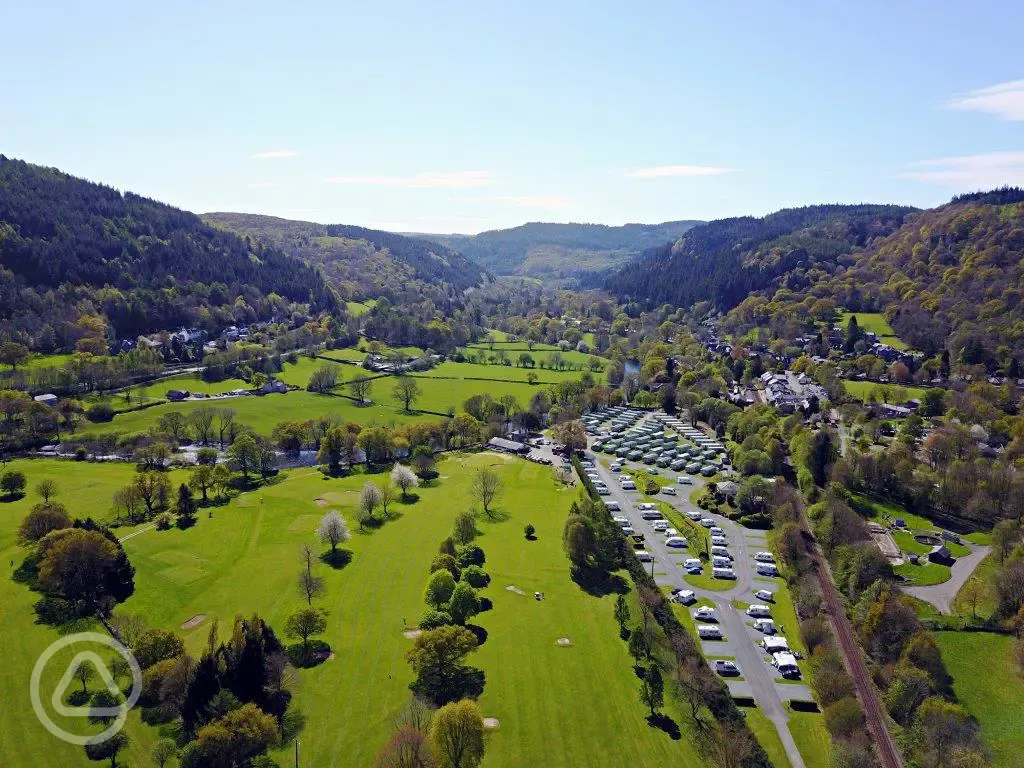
[51,651,123,717]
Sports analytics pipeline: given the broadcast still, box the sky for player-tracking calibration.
[1,1,1023,233]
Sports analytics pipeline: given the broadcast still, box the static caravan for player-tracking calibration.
[761,636,789,654]
[710,546,731,559]
[756,563,780,577]
[754,618,776,635]
[697,625,722,639]
[773,652,800,678]
[712,567,736,580]
[746,604,772,618]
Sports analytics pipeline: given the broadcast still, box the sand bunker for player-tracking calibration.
[556,637,573,647]
[483,718,500,729]
[181,614,206,630]
[403,630,423,639]
[505,585,527,595]
[314,498,329,506]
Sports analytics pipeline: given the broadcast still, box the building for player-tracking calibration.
[260,379,288,395]
[166,390,190,402]
[487,437,530,455]
[33,393,58,407]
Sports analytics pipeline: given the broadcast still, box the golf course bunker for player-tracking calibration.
[914,533,942,546]
[314,497,329,507]
[403,629,423,639]
[483,718,500,729]
[505,585,527,595]
[181,614,206,630]
[556,637,573,647]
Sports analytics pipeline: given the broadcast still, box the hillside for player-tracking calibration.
[0,156,334,348]
[419,220,702,277]
[204,213,489,301]
[605,204,916,310]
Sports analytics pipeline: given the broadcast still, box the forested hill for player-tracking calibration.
[204,213,490,300]
[0,156,334,346]
[604,204,916,310]
[418,220,702,278]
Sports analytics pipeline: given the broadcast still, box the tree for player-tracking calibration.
[411,445,436,476]
[193,703,277,767]
[470,468,501,516]
[447,582,481,625]
[189,464,215,503]
[84,731,129,767]
[614,594,630,637]
[251,372,268,392]
[392,464,419,500]
[359,426,395,466]
[393,376,422,412]
[379,480,396,517]
[18,501,71,543]
[285,607,328,653]
[524,523,536,540]
[37,528,121,609]
[991,519,1018,563]
[190,407,217,446]
[696,721,753,768]
[35,477,58,502]
[318,510,350,559]
[424,569,457,610]
[152,738,177,768]
[0,341,29,370]
[0,469,26,498]
[307,363,341,393]
[349,375,373,404]
[375,724,437,768]
[430,699,485,768]
[298,565,325,606]
[552,420,586,454]
[359,482,383,528]
[176,483,197,528]
[317,426,348,472]
[134,471,171,519]
[958,579,989,620]
[226,433,259,480]
[157,411,190,443]
[639,664,664,716]
[133,628,185,668]
[452,510,478,545]
[75,658,97,694]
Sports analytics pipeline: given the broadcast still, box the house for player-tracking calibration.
[487,437,529,455]
[166,389,190,402]
[717,481,740,502]
[928,544,954,564]
[260,379,288,395]
[33,393,58,407]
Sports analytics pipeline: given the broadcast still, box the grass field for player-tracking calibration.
[836,311,908,350]
[742,705,792,768]
[346,299,376,317]
[0,453,709,766]
[415,360,592,384]
[842,380,928,403]
[788,709,831,768]
[935,632,1024,768]
[1,352,77,372]
[896,561,952,586]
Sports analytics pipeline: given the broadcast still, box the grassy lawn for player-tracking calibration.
[415,360,589,384]
[1,453,705,767]
[896,560,952,586]
[953,552,1001,619]
[788,709,831,768]
[836,311,908,350]
[1,352,77,372]
[843,379,927,402]
[935,632,1024,768]
[346,299,376,317]
[742,704,792,768]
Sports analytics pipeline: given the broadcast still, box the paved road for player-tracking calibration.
[580,418,809,768]
[903,543,991,614]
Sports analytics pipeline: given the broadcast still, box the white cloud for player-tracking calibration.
[324,171,492,189]
[247,181,275,189]
[624,164,734,179]
[946,80,1024,121]
[250,149,297,159]
[897,151,1024,188]
[365,221,411,231]
[488,195,571,210]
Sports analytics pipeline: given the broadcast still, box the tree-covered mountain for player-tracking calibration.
[418,220,702,278]
[0,157,335,351]
[605,204,916,311]
[203,213,490,302]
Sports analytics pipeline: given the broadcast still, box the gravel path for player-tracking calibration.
[903,544,991,614]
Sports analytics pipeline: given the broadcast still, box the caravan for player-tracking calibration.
[697,625,722,640]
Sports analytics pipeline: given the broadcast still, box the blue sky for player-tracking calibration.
[2,1,1022,233]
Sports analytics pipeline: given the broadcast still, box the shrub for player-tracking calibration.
[74,446,88,461]
[823,696,865,738]
[462,565,490,588]
[419,610,454,630]
[524,523,536,539]
[154,513,173,531]
[196,447,218,465]
[86,403,115,423]
[430,554,460,580]
[1,470,27,497]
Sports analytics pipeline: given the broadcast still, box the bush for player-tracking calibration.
[455,545,485,568]
[419,610,454,630]
[462,565,490,588]
[0,470,27,498]
[86,403,115,423]
[196,447,218,465]
[823,696,865,738]
[285,639,331,668]
[74,446,88,461]
[154,513,173,531]
[430,554,460,580]
[524,523,536,539]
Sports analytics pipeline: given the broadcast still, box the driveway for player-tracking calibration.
[583,415,808,768]
[902,543,991,614]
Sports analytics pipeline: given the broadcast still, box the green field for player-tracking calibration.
[1,454,707,766]
[836,311,908,350]
[346,299,376,317]
[0,352,77,372]
[935,632,1024,768]
[842,379,928,403]
[788,709,831,768]
[415,360,593,384]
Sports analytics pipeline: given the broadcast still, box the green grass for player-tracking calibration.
[346,299,376,317]
[461,346,602,369]
[843,379,927,403]
[1,454,705,767]
[742,705,793,768]
[1,352,77,372]
[836,311,908,350]
[953,552,1001,619]
[896,561,952,586]
[935,632,1024,768]
[788,709,831,768]
[415,360,590,384]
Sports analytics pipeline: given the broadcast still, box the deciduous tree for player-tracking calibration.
[429,699,485,768]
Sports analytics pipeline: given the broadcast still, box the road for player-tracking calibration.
[903,543,991,614]
[576,420,809,768]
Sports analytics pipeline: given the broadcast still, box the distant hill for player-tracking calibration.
[204,213,490,300]
[416,220,703,277]
[0,156,334,347]
[605,204,917,310]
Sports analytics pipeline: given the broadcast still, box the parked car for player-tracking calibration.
[715,660,740,676]
[621,480,636,490]
[622,526,635,536]
[613,516,629,525]
[651,520,669,532]
[606,501,621,512]
[636,550,654,563]
[709,526,725,536]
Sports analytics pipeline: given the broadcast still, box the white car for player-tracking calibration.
[699,518,715,528]
[673,589,696,605]
[693,606,717,621]
[618,474,632,483]
[755,589,775,602]
[581,461,595,469]
[662,486,676,495]
[678,476,693,484]
[610,463,623,471]
[636,550,654,563]
[687,510,703,521]
[622,526,635,535]
[665,536,688,548]
[754,551,776,563]
[606,501,621,512]
[597,487,610,496]
[638,503,656,511]
[647,467,659,475]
